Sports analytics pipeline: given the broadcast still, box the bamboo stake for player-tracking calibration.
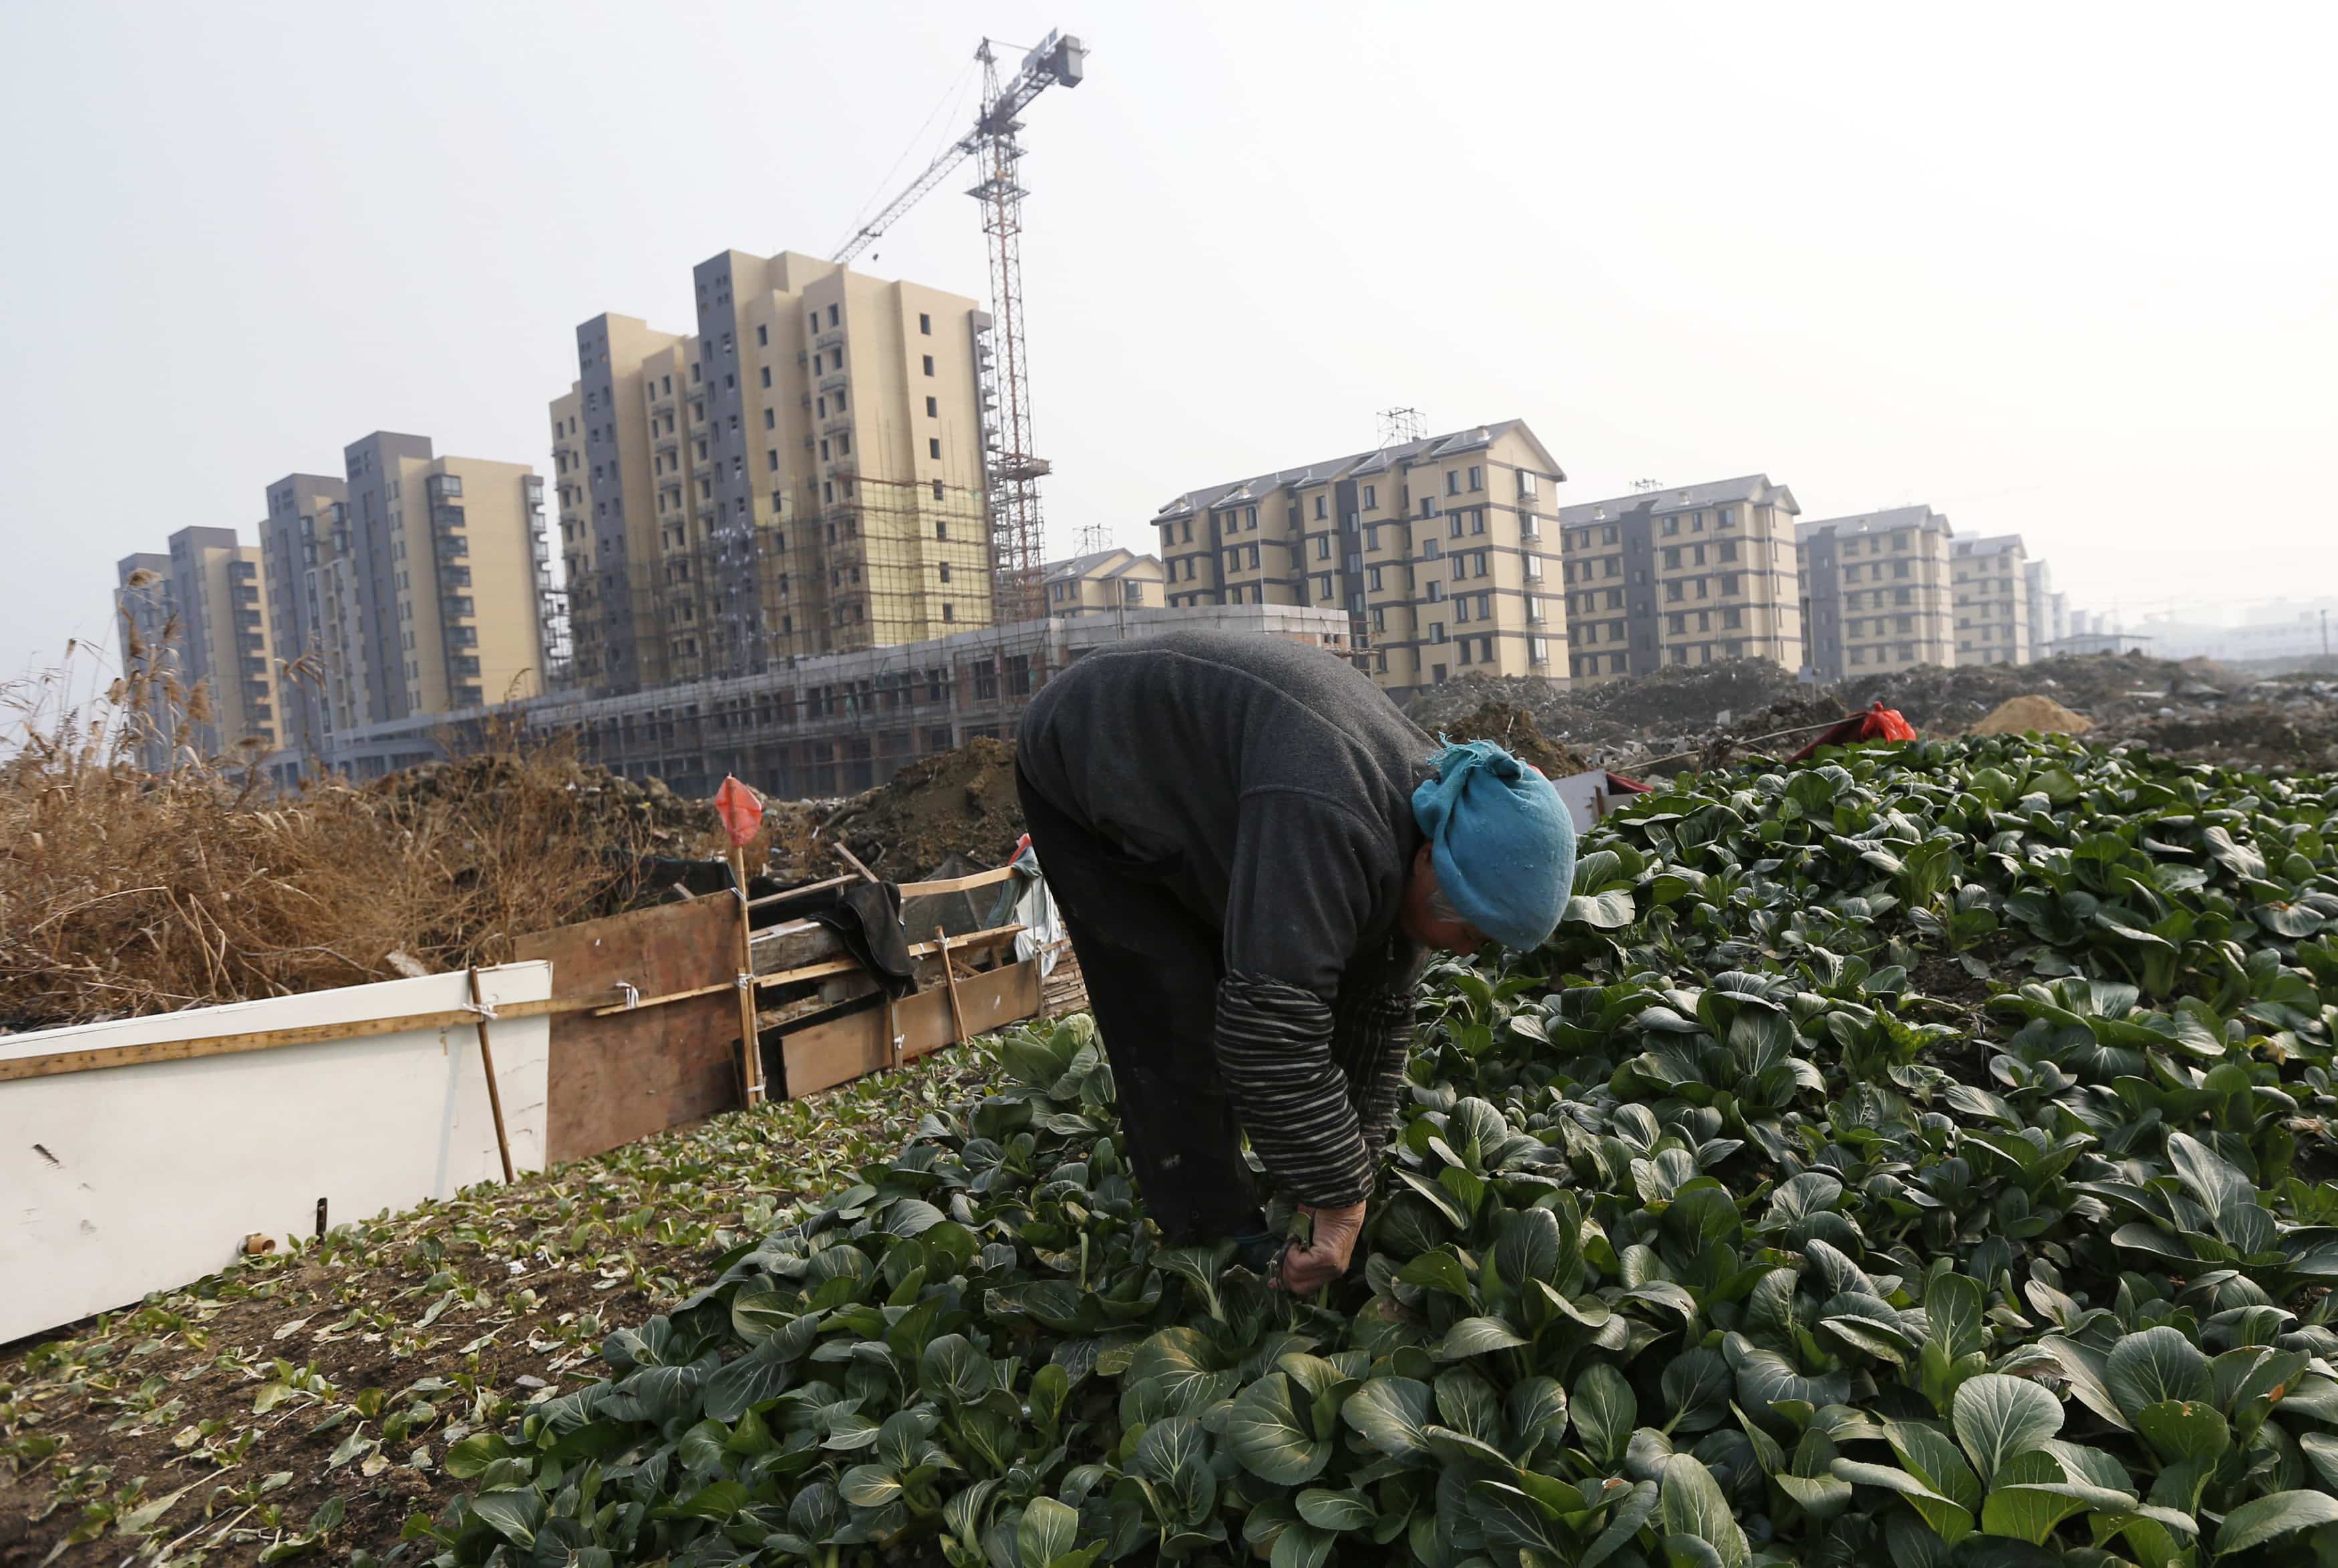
[467,968,516,1184]
[730,845,765,1106]
[835,843,881,883]
[935,927,970,1047]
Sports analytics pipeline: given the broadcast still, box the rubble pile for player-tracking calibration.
[1430,698,1592,778]
[767,735,1026,882]
[374,753,721,851]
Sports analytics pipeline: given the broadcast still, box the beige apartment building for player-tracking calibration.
[1553,476,1803,683]
[1153,421,1567,693]
[1039,547,1164,616]
[1953,534,2032,665]
[335,433,552,727]
[554,253,997,695]
[1796,506,1957,680]
[113,526,282,768]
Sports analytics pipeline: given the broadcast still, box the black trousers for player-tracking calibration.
[1016,767,1263,1242]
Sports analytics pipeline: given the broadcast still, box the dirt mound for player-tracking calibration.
[1433,699,1591,778]
[803,736,1026,881]
[1968,695,2094,736]
[373,753,721,851]
[1406,660,1805,750]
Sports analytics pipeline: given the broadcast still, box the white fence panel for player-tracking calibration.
[0,962,551,1345]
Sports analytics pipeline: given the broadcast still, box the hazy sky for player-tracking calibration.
[5,1,2334,688]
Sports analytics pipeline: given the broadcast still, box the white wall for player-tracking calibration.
[0,963,551,1345]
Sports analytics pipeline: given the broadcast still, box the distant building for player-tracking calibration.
[112,527,281,769]
[1040,548,1164,616]
[1796,506,1957,680]
[2024,558,2059,656]
[336,433,554,729]
[258,473,351,763]
[1953,534,2032,665]
[1151,421,1568,693]
[552,254,998,695]
[1555,475,1804,684]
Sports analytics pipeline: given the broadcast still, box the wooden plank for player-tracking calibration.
[745,872,858,910]
[749,918,845,976]
[0,992,599,1083]
[781,957,1043,1098]
[896,865,1020,898]
[514,896,742,1163]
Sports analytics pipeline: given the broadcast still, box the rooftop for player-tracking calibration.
[1151,419,1561,522]
[1952,534,2026,558]
[1796,504,1953,540]
[1556,473,1794,526]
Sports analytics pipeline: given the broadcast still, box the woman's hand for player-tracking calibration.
[1276,1201,1365,1294]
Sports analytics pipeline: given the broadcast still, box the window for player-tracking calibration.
[1663,517,1679,535]
[919,313,932,335]
[1371,605,1386,632]
[1363,483,1377,509]
[1723,607,1743,629]
[764,407,776,429]
[1247,545,1260,569]
[1246,506,1258,530]
[926,396,939,417]
[1455,598,1470,624]
[943,602,955,622]
[1449,514,1464,539]
[1315,495,1327,520]
[1316,574,1333,602]
[826,304,839,328]
[807,311,818,333]
[1315,536,1331,561]
[1720,539,1738,562]
[930,438,942,458]
[1663,547,1680,570]
[1721,574,1738,594]
[937,520,948,540]
[933,481,945,502]
[1446,471,1460,496]
[1665,581,1683,602]
[767,449,779,471]
[1431,623,1447,645]
[923,355,935,376]
[1468,465,1482,491]
[1717,508,1733,528]
[1428,582,1444,602]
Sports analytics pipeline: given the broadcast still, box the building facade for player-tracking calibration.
[337,433,554,723]
[1953,534,2031,666]
[1152,421,1567,693]
[552,255,997,693]
[1554,476,1803,683]
[112,526,282,768]
[1040,548,1164,616]
[1796,506,1957,680]
[259,473,351,761]
[2023,558,2061,658]
[317,601,1352,799]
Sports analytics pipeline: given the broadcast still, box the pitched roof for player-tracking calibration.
[1150,419,1562,522]
[1556,473,1795,526]
[1951,534,2025,558]
[1796,504,1953,541]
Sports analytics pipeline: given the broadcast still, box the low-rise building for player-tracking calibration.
[1040,548,1164,616]
[1151,420,1567,693]
[1554,475,1803,683]
[1796,506,1957,680]
[1953,534,2032,666]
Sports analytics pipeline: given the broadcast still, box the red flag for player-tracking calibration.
[715,775,764,848]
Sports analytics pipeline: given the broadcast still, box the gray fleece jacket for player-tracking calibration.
[1015,630,1436,1206]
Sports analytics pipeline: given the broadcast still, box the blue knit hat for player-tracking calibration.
[1411,740,1576,951]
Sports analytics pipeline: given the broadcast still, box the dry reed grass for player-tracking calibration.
[0,624,671,1032]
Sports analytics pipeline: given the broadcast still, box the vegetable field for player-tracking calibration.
[411,735,2338,1567]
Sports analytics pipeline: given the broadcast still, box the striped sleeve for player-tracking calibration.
[1214,972,1374,1208]
[1332,984,1417,1158]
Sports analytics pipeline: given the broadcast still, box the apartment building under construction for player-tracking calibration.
[1552,475,1804,683]
[1796,506,1957,680]
[552,252,995,695]
[1151,420,1568,693]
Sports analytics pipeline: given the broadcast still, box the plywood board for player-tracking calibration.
[0,964,550,1346]
[514,896,741,1163]
[782,958,1042,1098]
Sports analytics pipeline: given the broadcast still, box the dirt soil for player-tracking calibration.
[768,737,1027,883]
[1431,699,1592,778]
[1967,695,2094,736]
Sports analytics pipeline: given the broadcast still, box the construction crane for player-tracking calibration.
[834,31,1086,622]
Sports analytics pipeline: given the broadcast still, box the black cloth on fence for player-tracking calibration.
[760,878,916,999]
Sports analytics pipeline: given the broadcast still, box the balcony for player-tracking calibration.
[818,370,848,395]
[441,596,476,622]
[814,329,844,353]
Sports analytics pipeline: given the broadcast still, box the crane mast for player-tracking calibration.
[833,31,1084,625]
